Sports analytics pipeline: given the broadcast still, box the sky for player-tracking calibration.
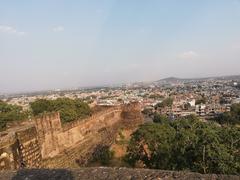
[1,0,240,93]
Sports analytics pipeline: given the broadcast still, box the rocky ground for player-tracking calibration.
[0,167,239,180]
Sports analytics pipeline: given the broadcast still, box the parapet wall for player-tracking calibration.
[0,103,142,170]
[1,167,238,180]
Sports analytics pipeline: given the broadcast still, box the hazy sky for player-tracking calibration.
[1,0,240,93]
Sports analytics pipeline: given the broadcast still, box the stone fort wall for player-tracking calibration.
[0,126,41,170]
[35,106,122,159]
[0,103,142,170]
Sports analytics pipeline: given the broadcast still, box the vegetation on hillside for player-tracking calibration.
[125,106,240,175]
[30,98,91,123]
[0,100,28,131]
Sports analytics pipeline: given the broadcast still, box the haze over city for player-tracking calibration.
[1,1,240,178]
[1,0,240,93]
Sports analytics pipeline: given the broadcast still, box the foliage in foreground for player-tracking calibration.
[0,100,28,131]
[30,98,91,123]
[125,116,240,175]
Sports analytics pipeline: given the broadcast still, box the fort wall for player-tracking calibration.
[0,103,142,170]
[0,133,19,170]
[15,127,42,168]
[37,107,122,159]
[0,126,41,170]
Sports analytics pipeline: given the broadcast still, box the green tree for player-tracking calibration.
[0,101,28,131]
[30,98,91,123]
[214,103,240,125]
[125,123,175,169]
[155,98,173,108]
[30,99,53,115]
[74,99,92,119]
[153,113,169,124]
[218,126,240,173]
[192,122,230,174]
[125,116,240,175]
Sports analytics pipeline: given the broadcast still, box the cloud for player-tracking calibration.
[0,25,26,36]
[179,51,198,59]
[53,26,64,32]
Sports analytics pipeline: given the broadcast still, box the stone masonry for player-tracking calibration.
[0,102,143,170]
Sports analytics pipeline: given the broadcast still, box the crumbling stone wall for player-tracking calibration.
[0,133,20,170]
[121,102,143,128]
[34,113,62,158]
[34,107,122,159]
[15,127,42,168]
[0,103,143,170]
[0,126,41,170]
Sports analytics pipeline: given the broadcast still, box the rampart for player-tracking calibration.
[0,125,41,170]
[0,103,142,170]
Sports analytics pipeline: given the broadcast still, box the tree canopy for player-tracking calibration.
[125,115,240,175]
[30,98,91,123]
[0,100,28,131]
[155,97,173,108]
[153,113,169,124]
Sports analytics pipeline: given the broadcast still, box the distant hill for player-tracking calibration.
[154,75,240,85]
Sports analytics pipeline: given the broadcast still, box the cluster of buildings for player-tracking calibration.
[143,79,240,120]
[1,78,240,121]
